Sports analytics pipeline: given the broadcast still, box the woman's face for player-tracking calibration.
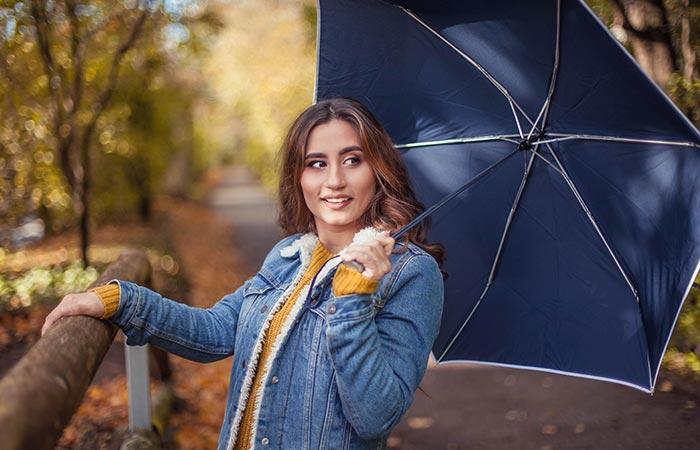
[300,119,376,239]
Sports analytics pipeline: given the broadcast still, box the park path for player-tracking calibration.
[206,165,700,450]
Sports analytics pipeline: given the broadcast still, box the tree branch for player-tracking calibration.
[30,0,75,189]
[82,9,149,152]
[65,0,85,115]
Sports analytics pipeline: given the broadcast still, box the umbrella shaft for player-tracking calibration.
[393,148,520,240]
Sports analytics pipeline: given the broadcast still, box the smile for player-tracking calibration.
[322,197,352,210]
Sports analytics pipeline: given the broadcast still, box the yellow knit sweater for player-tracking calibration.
[92,240,378,450]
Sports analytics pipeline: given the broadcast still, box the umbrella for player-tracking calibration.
[314,0,700,393]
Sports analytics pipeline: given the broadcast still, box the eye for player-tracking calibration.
[344,156,361,166]
[307,160,326,169]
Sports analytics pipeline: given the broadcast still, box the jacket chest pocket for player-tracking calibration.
[239,274,278,328]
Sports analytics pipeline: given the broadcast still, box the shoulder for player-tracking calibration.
[379,241,442,298]
[266,233,303,260]
[254,233,303,285]
[394,241,440,275]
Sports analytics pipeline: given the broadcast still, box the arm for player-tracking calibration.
[325,254,444,440]
[106,235,300,362]
[107,277,252,363]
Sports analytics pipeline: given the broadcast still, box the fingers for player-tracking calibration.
[377,232,395,256]
[41,297,71,336]
[41,302,64,336]
[340,237,393,280]
[341,248,385,279]
[40,292,102,336]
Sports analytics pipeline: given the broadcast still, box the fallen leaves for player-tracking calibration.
[2,195,251,449]
[406,416,435,430]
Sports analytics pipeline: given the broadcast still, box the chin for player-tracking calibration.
[323,217,355,227]
[318,213,359,227]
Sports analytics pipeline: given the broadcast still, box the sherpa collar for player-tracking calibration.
[280,227,385,263]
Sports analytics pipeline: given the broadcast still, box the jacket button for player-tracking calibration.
[261,437,269,445]
[271,375,279,384]
[328,304,336,314]
[260,305,268,313]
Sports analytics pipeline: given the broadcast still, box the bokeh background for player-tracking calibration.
[1,1,699,449]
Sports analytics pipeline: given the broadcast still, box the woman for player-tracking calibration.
[42,98,445,450]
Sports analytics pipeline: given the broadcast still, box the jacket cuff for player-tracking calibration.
[90,283,121,319]
[332,263,379,297]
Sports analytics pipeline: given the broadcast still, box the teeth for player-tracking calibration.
[325,198,349,203]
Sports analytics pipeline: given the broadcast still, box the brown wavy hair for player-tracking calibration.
[277,97,445,270]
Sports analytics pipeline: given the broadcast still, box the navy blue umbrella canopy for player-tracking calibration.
[315,0,700,392]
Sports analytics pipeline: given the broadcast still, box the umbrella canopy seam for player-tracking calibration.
[397,5,540,136]
[527,0,562,141]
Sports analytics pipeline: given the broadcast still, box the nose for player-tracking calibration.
[324,163,346,189]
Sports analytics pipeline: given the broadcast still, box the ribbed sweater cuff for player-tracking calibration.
[90,283,121,319]
[332,263,379,297]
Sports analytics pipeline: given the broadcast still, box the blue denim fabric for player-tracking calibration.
[109,233,444,450]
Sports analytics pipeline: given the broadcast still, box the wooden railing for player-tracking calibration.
[0,249,171,450]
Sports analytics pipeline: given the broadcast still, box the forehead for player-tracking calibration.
[305,119,361,155]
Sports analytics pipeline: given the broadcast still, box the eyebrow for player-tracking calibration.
[304,145,363,159]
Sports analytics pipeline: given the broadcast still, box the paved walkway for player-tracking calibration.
[207,166,700,450]
[207,166,283,270]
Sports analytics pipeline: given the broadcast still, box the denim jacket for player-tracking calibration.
[109,230,444,450]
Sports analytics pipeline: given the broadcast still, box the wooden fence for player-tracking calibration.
[0,249,171,450]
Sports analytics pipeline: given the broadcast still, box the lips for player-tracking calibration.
[322,197,352,210]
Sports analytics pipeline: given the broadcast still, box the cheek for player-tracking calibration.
[356,169,377,203]
[300,174,317,202]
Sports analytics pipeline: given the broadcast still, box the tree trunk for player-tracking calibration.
[610,0,678,89]
[79,135,90,267]
[163,108,194,198]
[680,0,697,84]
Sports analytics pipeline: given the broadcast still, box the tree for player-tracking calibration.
[29,0,148,266]
[609,0,678,87]
[0,1,221,264]
[588,0,699,125]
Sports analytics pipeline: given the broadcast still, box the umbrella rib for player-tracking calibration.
[398,133,700,150]
[396,134,522,150]
[437,148,538,362]
[527,0,562,141]
[528,147,566,178]
[398,6,536,131]
[510,101,525,139]
[393,149,521,241]
[479,150,538,300]
[545,143,641,303]
[538,133,700,148]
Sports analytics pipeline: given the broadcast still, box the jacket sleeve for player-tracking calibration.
[108,277,252,363]
[324,253,444,440]
[107,234,298,363]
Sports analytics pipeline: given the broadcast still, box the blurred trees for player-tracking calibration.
[0,0,222,263]
[199,0,316,191]
[589,0,699,125]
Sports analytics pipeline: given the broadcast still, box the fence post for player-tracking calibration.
[126,344,152,431]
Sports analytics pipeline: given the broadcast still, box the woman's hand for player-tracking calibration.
[41,291,105,336]
[339,231,395,280]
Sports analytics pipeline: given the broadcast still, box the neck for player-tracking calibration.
[316,227,357,254]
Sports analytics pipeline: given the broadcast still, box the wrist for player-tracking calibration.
[89,283,121,319]
[332,263,379,297]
